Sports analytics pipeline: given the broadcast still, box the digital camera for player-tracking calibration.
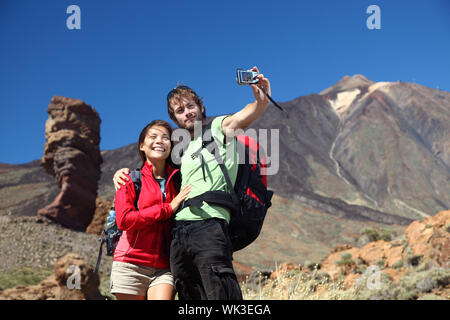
[236,68,259,85]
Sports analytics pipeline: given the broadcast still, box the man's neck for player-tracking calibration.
[188,119,205,139]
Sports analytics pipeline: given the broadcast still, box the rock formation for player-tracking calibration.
[86,197,112,236]
[0,253,104,300]
[38,96,102,231]
[319,210,450,284]
[262,211,449,299]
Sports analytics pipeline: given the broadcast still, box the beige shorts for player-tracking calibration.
[110,261,174,296]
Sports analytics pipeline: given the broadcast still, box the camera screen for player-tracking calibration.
[242,72,253,81]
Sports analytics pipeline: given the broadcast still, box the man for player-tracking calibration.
[114,66,271,299]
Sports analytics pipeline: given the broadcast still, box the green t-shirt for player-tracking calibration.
[175,115,238,223]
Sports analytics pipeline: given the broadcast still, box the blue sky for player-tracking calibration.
[1,0,449,164]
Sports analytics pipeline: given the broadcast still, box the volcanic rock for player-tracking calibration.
[404,210,450,267]
[0,253,104,300]
[86,197,113,236]
[38,96,102,231]
[319,210,450,285]
[53,253,103,300]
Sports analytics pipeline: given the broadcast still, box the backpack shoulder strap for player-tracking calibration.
[188,117,240,207]
[190,118,215,160]
[94,231,106,273]
[129,168,142,209]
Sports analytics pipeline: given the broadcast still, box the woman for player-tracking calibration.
[110,120,191,300]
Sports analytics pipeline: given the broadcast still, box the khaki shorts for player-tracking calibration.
[110,261,174,296]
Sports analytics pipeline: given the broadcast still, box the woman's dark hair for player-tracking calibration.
[138,120,173,167]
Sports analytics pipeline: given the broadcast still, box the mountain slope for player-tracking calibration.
[248,75,449,224]
[329,79,450,219]
[1,75,448,271]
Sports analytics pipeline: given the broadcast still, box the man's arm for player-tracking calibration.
[113,168,130,190]
[222,66,271,135]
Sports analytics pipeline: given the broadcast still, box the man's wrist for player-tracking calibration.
[256,99,269,110]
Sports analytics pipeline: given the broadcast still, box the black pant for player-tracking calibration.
[170,218,243,300]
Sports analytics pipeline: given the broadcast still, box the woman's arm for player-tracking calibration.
[114,176,173,231]
[114,177,192,231]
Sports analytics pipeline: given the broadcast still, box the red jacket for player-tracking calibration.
[113,161,179,269]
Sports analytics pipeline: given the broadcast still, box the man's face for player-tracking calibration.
[171,96,204,131]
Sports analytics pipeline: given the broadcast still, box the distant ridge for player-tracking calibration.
[320,74,374,96]
[1,75,448,270]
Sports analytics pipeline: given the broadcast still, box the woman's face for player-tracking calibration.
[139,125,171,163]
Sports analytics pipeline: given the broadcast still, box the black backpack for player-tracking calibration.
[178,118,274,252]
[94,169,142,273]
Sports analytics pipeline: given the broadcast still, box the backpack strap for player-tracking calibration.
[183,118,240,212]
[129,168,142,209]
[190,120,215,182]
[94,231,106,273]
[207,140,240,207]
[180,190,239,213]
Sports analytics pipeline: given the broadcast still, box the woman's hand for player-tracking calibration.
[170,184,192,213]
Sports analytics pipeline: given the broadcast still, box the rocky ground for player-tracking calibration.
[0,251,104,300]
[1,211,448,300]
[0,215,113,298]
[248,210,450,300]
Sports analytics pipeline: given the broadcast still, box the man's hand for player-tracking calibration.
[222,66,272,134]
[249,66,271,109]
[113,168,130,190]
